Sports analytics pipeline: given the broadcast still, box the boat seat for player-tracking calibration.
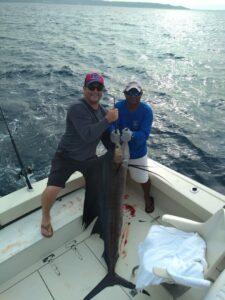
[135,208,225,290]
[204,268,225,300]
[152,208,225,283]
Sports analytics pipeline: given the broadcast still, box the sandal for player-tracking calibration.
[41,223,54,238]
[145,196,154,213]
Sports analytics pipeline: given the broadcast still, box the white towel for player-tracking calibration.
[136,225,211,289]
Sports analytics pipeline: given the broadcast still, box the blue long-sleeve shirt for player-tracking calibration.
[115,99,153,159]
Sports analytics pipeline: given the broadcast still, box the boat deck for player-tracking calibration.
[0,178,212,300]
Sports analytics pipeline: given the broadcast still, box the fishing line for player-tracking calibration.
[0,106,33,190]
[128,164,150,170]
[128,163,172,185]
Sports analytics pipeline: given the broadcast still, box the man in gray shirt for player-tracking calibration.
[41,72,118,238]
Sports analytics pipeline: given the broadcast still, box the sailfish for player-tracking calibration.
[82,143,140,299]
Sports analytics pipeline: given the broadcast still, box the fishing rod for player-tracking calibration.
[111,94,119,133]
[0,106,33,190]
[112,94,116,108]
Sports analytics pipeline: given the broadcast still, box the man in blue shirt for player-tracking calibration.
[111,81,154,213]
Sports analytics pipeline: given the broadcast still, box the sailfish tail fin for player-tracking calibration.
[83,272,150,299]
[83,273,136,300]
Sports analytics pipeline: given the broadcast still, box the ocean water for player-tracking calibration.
[0,3,225,196]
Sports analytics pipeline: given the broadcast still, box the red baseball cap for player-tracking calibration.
[84,72,104,86]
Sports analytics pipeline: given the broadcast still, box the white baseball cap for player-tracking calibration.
[123,81,143,93]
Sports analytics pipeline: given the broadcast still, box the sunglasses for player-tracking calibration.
[87,84,104,91]
[125,89,142,97]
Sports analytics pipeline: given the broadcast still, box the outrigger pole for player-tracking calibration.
[0,106,33,190]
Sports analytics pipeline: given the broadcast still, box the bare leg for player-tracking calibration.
[141,179,154,213]
[41,185,62,237]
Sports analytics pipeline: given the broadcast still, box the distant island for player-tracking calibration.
[0,0,189,10]
[96,1,188,10]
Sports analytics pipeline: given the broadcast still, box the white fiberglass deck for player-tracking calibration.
[0,183,178,300]
[0,174,216,300]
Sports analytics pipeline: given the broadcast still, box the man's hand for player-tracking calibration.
[110,129,120,144]
[105,108,118,123]
[121,127,133,142]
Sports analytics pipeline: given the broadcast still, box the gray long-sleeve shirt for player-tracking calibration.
[57,98,110,161]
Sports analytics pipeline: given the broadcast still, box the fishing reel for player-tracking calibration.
[16,166,34,181]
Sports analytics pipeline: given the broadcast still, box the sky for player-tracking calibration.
[108,0,225,10]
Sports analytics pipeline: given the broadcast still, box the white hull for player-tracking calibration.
[0,158,225,300]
